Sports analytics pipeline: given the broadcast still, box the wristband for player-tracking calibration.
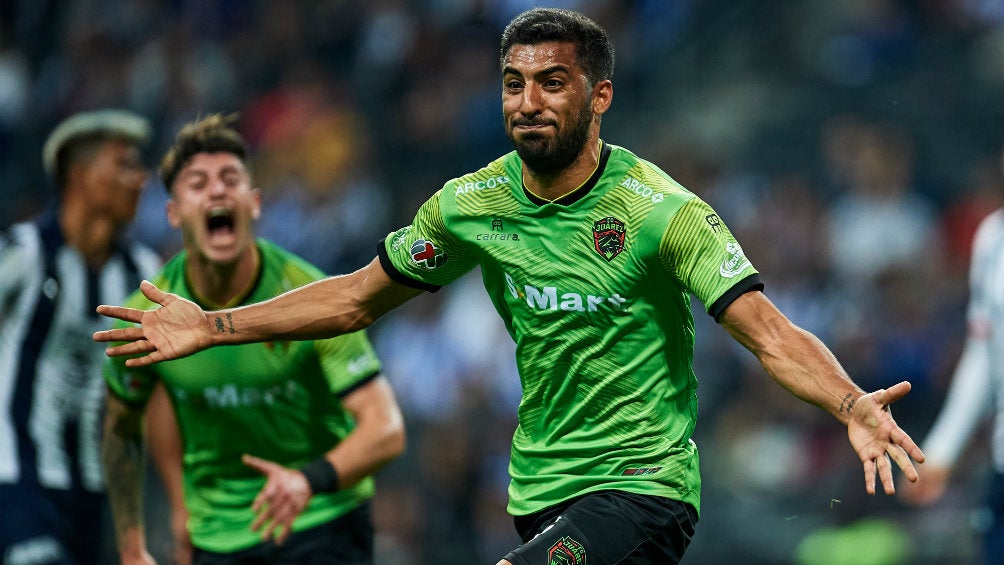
[300,457,340,494]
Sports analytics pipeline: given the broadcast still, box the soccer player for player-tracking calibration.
[0,109,161,565]
[99,115,405,565]
[901,141,1004,565]
[95,9,924,565]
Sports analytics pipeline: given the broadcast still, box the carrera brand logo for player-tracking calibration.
[719,241,751,278]
[620,176,665,204]
[454,175,511,196]
[410,239,448,269]
[505,273,627,313]
[477,218,520,241]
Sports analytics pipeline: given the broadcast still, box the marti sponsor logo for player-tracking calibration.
[505,272,628,313]
[454,175,511,196]
[176,381,303,410]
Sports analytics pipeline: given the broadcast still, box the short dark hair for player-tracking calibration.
[160,113,250,192]
[500,8,615,87]
[43,109,150,191]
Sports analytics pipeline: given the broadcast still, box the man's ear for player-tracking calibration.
[166,198,180,228]
[592,79,613,116]
[251,188,262,221]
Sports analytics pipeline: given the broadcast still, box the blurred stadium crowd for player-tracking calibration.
[3,1,1004,564]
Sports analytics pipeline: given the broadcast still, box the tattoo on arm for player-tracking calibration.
[102,400,147,545]
[839,393,856,414]
[214,314,235,334]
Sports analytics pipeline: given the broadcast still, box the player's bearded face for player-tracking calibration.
[506,97,593,176]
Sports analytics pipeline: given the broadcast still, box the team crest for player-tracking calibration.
[410,239,448,269]
[592,216,626,261]
[548,536,586,565]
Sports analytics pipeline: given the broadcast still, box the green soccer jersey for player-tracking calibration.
[380,143,761,516]
[104,239,382,553]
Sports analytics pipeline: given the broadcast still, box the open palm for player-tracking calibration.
[94,280,213,367]
[846,381,925,495]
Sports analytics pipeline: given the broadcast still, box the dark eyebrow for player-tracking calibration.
[502,64,571,79]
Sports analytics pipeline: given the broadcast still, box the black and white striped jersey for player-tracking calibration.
[0,209,160,493]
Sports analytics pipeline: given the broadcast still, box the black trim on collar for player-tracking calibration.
[522,143,612,207]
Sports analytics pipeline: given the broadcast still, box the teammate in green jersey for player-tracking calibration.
[100,115,405,565]
[95,8,925,565]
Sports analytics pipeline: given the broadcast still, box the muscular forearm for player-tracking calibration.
[721,292,864,424]
[102,396,149,560]
[208,258,421,346]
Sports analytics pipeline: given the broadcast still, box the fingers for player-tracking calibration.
[877,453,896,495]
[139,280,169,304]
[104,339,155,357]
[242,454,276,474]
[95,305,146,324]
[863,457,877,495]
[878,381,912,405]
[94,326,147,343]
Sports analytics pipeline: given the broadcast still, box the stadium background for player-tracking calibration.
[2,1,1003,563]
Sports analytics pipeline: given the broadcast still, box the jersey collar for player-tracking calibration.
[522,142,612,207]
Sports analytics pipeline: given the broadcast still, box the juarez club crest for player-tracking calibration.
[548,535,586,565]
[592,216,625,261]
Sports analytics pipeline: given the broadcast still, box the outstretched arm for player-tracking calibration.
[94,257,423,367]
[719,290,925,495]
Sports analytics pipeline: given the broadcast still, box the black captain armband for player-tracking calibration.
[300,457,340,494]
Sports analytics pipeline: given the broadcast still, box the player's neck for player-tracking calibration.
[523,139,601,203]
[186,244,261,309]
[60,203,118,268]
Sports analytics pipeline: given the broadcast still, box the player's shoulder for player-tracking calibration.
[974,208,1004,243]
[121,240,163,278]
[440,152,519,204]
[605,144,697,207]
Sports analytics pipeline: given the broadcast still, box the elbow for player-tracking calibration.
[381,417,407,462]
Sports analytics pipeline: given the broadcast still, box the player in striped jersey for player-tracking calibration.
[1,110,161,565]
[95,9,925,565]
[902,142,1004,565]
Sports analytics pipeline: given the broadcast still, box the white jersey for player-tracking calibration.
[0,210,160,492]
[923,208,1004,472]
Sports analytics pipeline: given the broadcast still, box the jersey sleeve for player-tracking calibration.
[920,210,1002,466]
[313,330,383,397]
[102,326,159,407]
[658,197,762,320]
[378,189,478,291]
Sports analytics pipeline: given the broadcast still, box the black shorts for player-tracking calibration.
[504,490,698,565]
[192,502,373,565]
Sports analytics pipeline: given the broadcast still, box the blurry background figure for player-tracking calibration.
[901,140,1004,565]
[0,109,160,565]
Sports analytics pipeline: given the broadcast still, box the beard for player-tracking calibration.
[506,102,594,176]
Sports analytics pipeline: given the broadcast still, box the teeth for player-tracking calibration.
[208,207,231,217]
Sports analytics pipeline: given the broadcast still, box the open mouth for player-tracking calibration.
[206,207,235,237]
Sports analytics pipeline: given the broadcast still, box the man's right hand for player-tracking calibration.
[94,280,213,367]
